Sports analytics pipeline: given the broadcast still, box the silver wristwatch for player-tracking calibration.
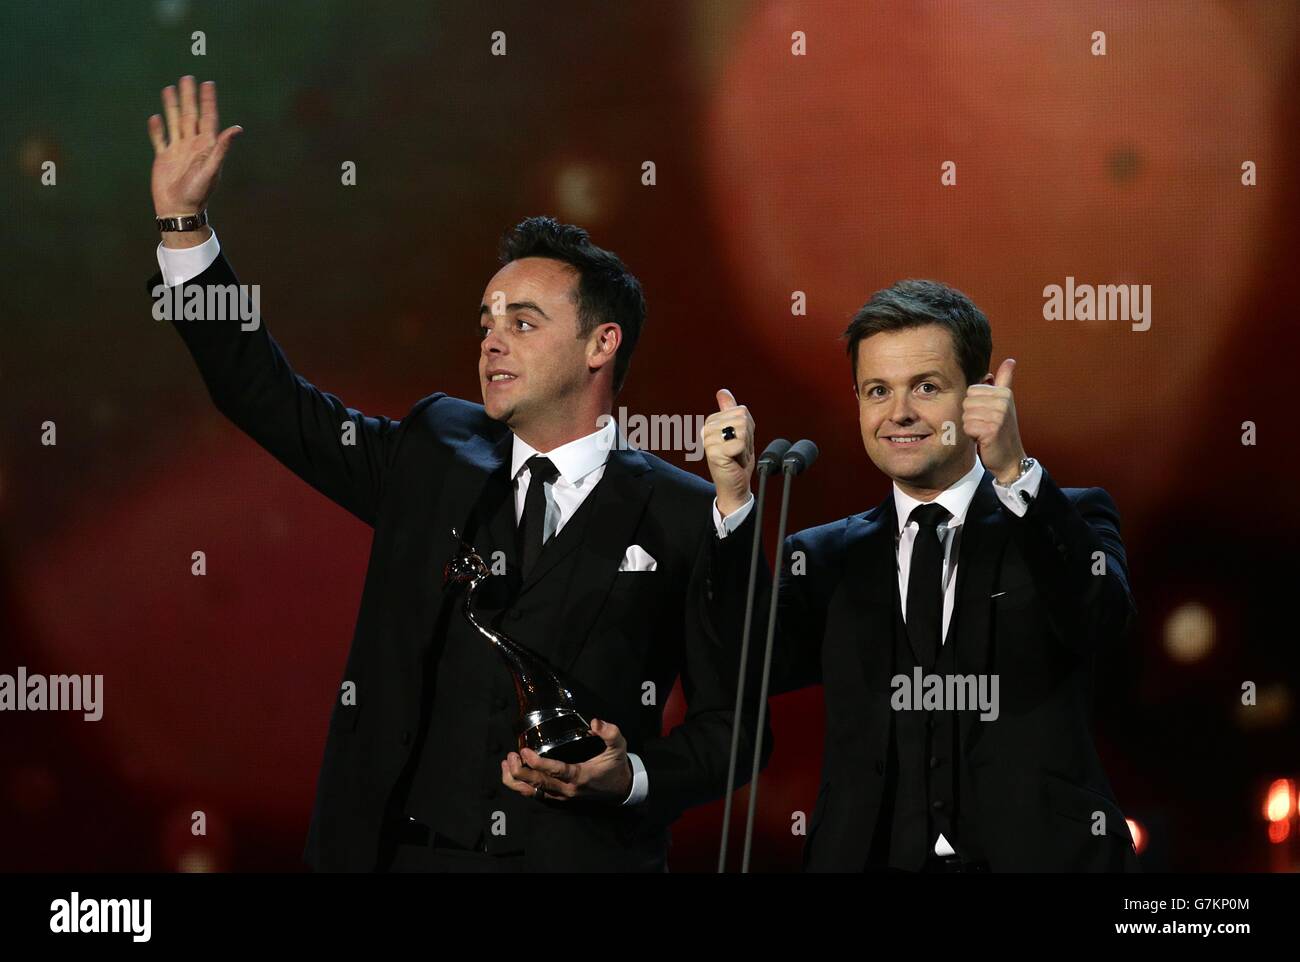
[996,456,1036,487]
[155,209,208,232]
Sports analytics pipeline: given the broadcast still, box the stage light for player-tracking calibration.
[553,161,610,226]
[1125,817,1147,854]
[1264,778,1294,824]
[176,848,216,873]
[1235,683,1292,730]
[1163,602,1215,663]
[153,0,190,27]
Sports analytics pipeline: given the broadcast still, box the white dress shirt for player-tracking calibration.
[892,454,1043,856]
[157,232,753,808]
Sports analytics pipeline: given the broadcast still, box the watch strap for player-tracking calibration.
[156,209,208,232]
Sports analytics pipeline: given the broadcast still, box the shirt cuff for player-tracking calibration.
[712,492,755,539]
[621,752,649,805]
[992,458,1043,517]
[156,229,221,288]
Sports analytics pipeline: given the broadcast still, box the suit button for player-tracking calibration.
[929,756,939,769]
[399,730,411,746]
[874,759,885,775]
[932,800,946,811]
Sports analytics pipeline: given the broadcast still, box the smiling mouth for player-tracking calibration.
[487,373,518,384]
[883,434,929,445]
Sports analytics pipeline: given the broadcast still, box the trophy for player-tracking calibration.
[444,529,606,764]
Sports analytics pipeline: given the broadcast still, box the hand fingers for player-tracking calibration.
[198,80,218,138]
[501,757,559,799]
[519,748,579,781]
[147,114,166,155]
[506,754,576,799]
[202,124,244,178]
[963,387,1011,415]
[716,388,737,412]
[703,405,752,435]
[161,84,181,143]
[993,357,1016,389]
[703,417,752,461]
[589,717,623,748]
[179,75,199,140]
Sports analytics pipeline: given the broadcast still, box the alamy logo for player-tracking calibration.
[50,892,151,942]
[1042,276,1151,331]
[597,407,706,461]
[151,282,261,331]
[0,667,102,721]
[890,668,999,721]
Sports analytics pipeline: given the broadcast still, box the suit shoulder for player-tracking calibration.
[636,449,714,500]
[1061,484,1120,511]
[788,515,854,552]
[402,393,505,444]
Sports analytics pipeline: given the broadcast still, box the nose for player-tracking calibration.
[887,392,916,426]
[480,326,506,358]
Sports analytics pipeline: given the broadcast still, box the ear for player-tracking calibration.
[587,322,622,373]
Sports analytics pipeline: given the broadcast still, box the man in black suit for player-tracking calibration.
[145,76,766,871]
[713,279,1139,872]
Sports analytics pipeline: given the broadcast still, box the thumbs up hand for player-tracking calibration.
[703,388,755,516]
[962,358,1027,484]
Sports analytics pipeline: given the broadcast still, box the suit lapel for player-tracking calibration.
[549,444,654,673]
[441,427,515,561]
[951,470,1009,746]
[846,497,898,689]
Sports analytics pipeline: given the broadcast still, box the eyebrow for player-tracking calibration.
[479,301,551,320]
[860,369,950,389]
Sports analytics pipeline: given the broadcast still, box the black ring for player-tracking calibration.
[722,425,736,441]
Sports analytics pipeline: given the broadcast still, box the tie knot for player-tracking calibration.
[526,455,559,485]
[908,503,950,530]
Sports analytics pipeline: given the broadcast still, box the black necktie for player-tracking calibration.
[518,455,559,579]
[905,503,951,668]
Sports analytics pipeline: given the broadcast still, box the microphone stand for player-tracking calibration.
[718,439,818,873]
[717,439,789,873]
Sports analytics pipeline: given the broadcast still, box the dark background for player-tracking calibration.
[2,0,1297,872]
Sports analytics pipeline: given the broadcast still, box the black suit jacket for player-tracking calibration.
[149,251,767,871]
[724,468,1139,872]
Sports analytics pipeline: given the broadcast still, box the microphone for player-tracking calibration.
[757,438,791,475]
[719,434,819,873]
[781,439,819,476]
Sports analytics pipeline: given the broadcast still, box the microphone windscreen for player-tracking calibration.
[757,438,792,473]
[782,439,820,475]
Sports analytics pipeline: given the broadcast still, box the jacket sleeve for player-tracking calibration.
[703,511,829,696]
[1003,469,1135,654]
[149,250,419,527]
[634,508,775,830]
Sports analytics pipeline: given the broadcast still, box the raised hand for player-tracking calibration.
[147,76,242,220]
[962,358,1026,484]
[702,388,755,517]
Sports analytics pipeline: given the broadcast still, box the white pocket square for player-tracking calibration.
[618,544,658,572]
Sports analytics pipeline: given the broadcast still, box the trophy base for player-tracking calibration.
[520,709,605,764]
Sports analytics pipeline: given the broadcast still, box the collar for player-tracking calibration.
[511,417,617,486]
[892,455,986,533]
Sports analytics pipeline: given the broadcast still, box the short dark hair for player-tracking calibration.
[842,279,992,389]
[499,216,646,393]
